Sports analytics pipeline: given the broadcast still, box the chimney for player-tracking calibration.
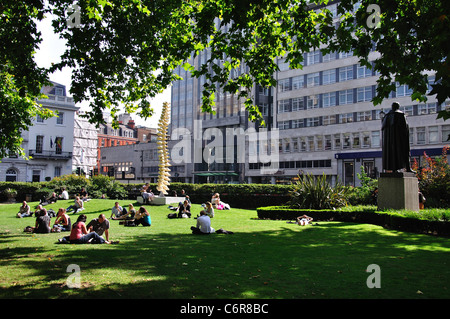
[127,120,135,129]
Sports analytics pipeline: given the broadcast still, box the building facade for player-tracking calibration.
[100,3,450,186]
[0,82,78,182]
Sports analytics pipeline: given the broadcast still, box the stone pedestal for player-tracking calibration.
[377,172,419,211]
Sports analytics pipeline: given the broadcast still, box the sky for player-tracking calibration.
[34,13,171,129]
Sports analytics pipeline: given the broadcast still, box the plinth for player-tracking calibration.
[377,172,419,211]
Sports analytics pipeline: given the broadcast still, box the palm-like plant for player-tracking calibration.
[288,173,349,210]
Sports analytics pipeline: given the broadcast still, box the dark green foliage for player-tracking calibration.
[288,174,349,209]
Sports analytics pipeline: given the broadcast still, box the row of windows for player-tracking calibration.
[275,125,450,154]
[278,63,375,93]
[278,102,439,130]
[249,159,332,170]
[36,111,64,125]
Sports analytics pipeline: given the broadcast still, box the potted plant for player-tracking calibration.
[3,188,18,203]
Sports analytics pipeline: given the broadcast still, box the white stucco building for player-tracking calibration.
[0,82,79,182]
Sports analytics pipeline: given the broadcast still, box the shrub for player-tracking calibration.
[288,173,349,209]
[412,146,450,208]
[347,166,378,205]
[47,174,91,196]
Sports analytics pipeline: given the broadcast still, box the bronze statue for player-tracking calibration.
[381,102,413,172]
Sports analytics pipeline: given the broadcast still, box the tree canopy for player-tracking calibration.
[1,0,449,158]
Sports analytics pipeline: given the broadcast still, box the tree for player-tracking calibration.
[1,0,449,158]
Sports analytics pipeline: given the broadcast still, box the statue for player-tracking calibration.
[381,102,413,173]
[156,102,171,196]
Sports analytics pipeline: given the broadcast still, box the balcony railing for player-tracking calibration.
[29,149,72,160]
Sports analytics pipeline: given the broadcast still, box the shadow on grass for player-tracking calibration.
[1,222,450,299]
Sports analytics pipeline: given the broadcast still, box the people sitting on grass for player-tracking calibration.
[79,188,91,202]
[177,200,191,218]
[17,201,31,218]
[40,192,58,206]
[87,214,110,241]
[111,203,136,220]
[58,214,118,244]
[52,208,71,232]
[59,187,69,200]
[211,193,230,210]
[66,196,84,214]
[133,206,151,226]
[111,201,127,219]
[191,210,215,235]
[201,201,214,218]
[30,209,51,234]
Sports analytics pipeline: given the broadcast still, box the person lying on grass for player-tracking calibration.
[297,214,313,226]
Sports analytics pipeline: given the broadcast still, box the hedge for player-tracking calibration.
[256,206,450,237]
[0,181,292,209]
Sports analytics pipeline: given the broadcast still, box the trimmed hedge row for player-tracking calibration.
[256,206,450,237]
[0,181,292,209]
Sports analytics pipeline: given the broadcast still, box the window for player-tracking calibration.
[322,69,336,85]
[316,135,323,151]
[55,137,63,154]
[357,86,373,102]
[322,92,336,108]
[5,168,17,182]
[32,169,41,182]
[396,83,413,97]
[291,97,304,111]
[307,95,319,109]
[429,126,438,143]
[54,167,62,177]
[307,136,314,151]
[292,138,299,152]
[36,135,44,153]
[339,89,354,105]
[324,135,332,150]
[343,133,351,149]
[362,132,371,148]
[334,134,341,150]
[292,119,304,128]
[297,137,305,151]
[306,117,320,127]
[357,64,372,78]
[278,99,290,113]
[339,51,353,58]
[418,103,437,115]
[56,112,64,125]
[372,131,380,148]
[339,113,354,124]
[284,138,291,152]
[307,72,320,87]
[416,127,426,144]
[339,66,353,82]
[357,111,372,121]
[36,114,44,123]
[278,121,290,130]
[278,78,291,92]
[323,115,336,126]
[322,51,337,62]
[292,76,304,90]
[307,50,320,65]
[442,125,450,143]
[352,133,360,148]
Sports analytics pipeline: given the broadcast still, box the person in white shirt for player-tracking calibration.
[59,188,69,200]
[191,211,215,234]
[111,202,124,219]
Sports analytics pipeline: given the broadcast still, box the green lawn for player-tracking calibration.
[0,199,449,299]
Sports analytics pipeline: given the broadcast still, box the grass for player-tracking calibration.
[0,199,450,299]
